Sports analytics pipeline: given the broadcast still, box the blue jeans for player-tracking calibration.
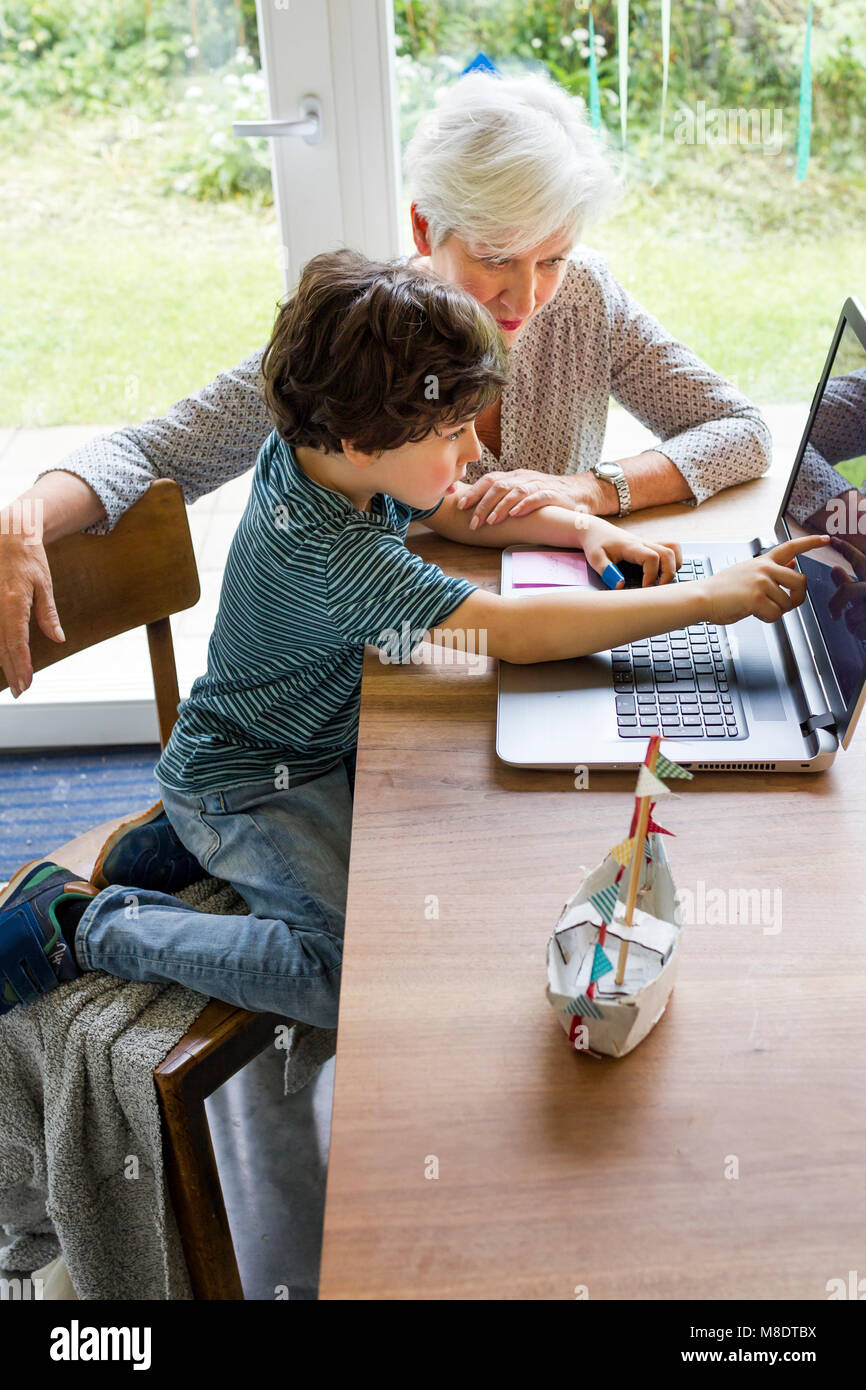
[74,755,355,1028]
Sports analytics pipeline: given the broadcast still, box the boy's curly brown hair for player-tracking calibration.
[261,249,507,455]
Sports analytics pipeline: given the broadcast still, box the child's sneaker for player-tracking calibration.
[0,861,99,1015]
[92,801,203,893]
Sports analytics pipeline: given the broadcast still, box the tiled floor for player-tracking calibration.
[204,1050,335,1300]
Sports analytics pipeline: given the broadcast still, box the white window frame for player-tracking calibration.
[255,0,403,290]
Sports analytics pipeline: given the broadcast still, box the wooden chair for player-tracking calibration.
[1,480,291,1299]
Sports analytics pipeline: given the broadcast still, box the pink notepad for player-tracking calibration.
[511,550,589,588]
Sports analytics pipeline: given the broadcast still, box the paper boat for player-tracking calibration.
[546,736,690,1058]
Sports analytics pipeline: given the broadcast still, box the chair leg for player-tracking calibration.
[157,1081,245,1300]
[146,615,181,750]
[154,1003,292,1300]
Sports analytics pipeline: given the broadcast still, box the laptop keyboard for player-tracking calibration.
[611,556,747,739]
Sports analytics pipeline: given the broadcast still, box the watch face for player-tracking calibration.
[598,463,618,479]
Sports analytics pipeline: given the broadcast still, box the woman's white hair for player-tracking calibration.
[404,70,622,257]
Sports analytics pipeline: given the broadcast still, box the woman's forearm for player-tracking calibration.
[572,450,695,516]
[1,471,107,544]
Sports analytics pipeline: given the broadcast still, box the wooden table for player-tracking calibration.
[318,465,866,1300]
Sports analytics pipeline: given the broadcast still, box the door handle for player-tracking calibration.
[233,96,321,145]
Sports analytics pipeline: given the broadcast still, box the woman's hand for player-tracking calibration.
[0,527,64,696]
[458,469,591,528]
[574,514,682,586]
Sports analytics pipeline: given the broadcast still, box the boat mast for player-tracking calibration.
[614,735,661,985]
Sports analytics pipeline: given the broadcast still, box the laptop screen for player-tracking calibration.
[781,304,866,731]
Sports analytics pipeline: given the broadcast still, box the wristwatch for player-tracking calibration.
[590,459,632,517]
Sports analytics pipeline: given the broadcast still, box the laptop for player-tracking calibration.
[497,296,866,772]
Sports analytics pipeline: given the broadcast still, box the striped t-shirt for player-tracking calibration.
[155,430,477,794]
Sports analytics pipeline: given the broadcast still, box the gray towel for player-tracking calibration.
[0,876,336,1298]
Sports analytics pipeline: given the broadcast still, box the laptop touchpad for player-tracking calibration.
[730,619,786,721]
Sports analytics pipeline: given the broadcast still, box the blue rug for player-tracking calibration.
[0,746,161,881]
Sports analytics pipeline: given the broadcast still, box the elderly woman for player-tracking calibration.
[0,71,770,696]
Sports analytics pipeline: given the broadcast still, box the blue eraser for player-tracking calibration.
[601,563,625,589]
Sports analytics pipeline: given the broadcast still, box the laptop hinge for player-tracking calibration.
[800,711,837,737]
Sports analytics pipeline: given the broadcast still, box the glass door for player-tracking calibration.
[251,0,402,291]
[0,4,277,747]
[1,0,403,748]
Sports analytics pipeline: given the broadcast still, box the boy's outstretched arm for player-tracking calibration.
[425,536,829,664]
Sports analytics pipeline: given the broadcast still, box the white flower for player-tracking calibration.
[235,47,251,64]
[223,73,240,87]
[560,35,574,49]
[173,177,192,193]
[233,96,248,110]
[579,46,591,59]
[18,38,37,52]
[185,85,203,99]
[241,72,262,89]
[210,132,229,150]
[572,27,589,41]
[531,37,542,50]
[196,103,217,116]
[185,44,199,59]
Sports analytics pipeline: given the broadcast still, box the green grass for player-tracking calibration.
[1,115,282,426]
[583,146,866,404]
[2,115,864,425]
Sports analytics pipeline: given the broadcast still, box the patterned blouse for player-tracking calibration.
[44,247,776,534]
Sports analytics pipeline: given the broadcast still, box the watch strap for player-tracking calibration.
[593,460,631,517]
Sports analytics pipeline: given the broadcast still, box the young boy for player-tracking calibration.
[0,251,825,1029]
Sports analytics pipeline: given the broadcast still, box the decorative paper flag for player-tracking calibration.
[587,9,602,134]
[797,2,813,183]
[655,752,694,782]
[565,994,604,1019]
[610,835,654,866]
[590,943,615,982]
[609,836,634,867]
[588,883,620,924]
[460,52,501,78]
[635,764,679,801]
[647,815,674,837]
[660,0,670,137]
[617,0,629,147]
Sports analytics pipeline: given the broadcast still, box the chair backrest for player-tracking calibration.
[0,480,200,748]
